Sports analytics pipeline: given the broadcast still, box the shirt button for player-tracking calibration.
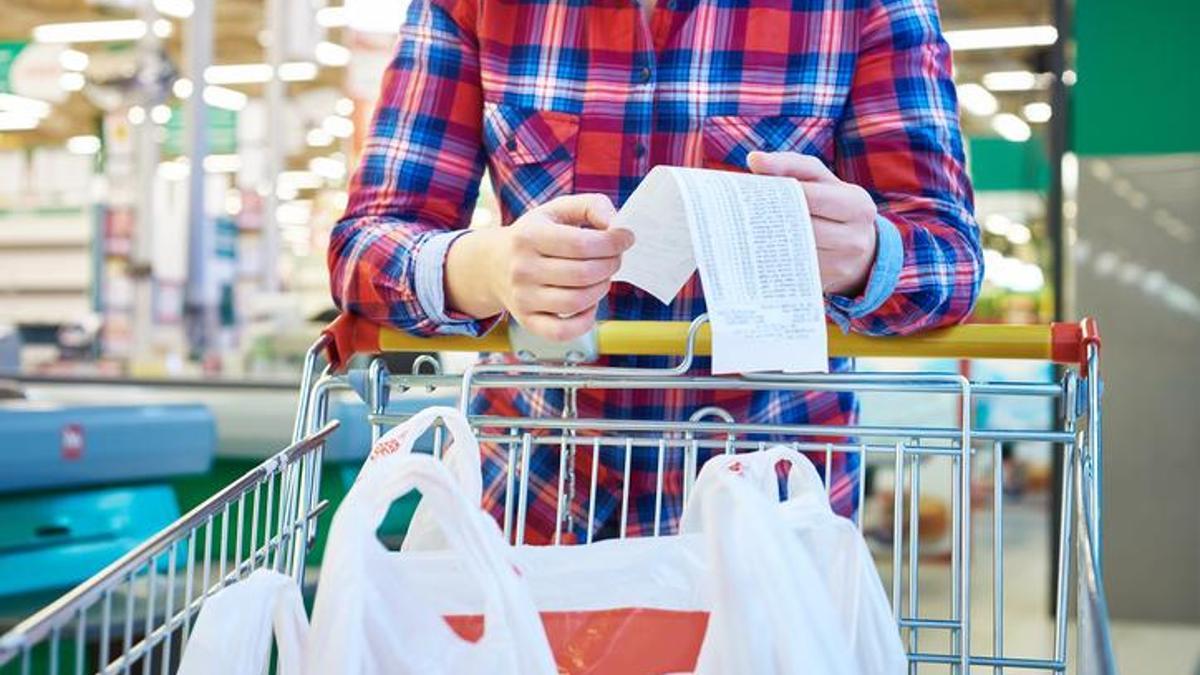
[637,66,652,84]
[634,143,647,158]
[505,138,518,151]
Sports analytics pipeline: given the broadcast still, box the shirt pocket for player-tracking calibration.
[482,100,580,221]
[702,115,835,172]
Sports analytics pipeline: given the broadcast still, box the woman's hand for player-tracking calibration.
[747,151,878,297]
[446,193,634,341]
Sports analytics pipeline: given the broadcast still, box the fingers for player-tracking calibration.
[539,193,619,229]
[519,306,600,342]
[747,151,839,184]
[514,281,611,318]
[799,182,877,223]
[526,218,635,259]
[526,255,622,288]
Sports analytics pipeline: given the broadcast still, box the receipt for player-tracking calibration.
[613,166,828,374]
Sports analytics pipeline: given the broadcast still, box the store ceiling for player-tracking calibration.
[0,0,1056,147]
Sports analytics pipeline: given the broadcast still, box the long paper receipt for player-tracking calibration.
[613,166,828,375]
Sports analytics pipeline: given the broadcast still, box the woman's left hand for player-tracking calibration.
[747,151,879,297]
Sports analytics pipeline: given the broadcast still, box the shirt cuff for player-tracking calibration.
[413,230,503,337]
[826,213,903,332]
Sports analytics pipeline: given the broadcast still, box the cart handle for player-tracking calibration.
[321,313,1100,372]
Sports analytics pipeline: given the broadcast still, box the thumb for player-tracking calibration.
[747,151,839,184]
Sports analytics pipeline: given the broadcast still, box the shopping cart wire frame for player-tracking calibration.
[0,314,1114,674]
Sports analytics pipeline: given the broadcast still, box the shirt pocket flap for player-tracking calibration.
[483,101,580,166]
[702,115,832,169]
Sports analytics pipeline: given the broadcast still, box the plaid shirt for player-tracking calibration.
[330,0,981,542]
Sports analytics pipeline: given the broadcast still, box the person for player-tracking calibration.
[330,0,982,542]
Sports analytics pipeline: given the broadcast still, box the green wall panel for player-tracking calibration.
[968,136,1050,192]
[1074,0,1200,155]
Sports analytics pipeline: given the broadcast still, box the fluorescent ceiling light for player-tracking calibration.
[991,113,1032,142]
[278,62,318,82]
[306,127,334,147]
[277,200,313,225]
[59,49,89,72]
[172,78,194,99]
[204,154,242,174]
[0,93,52,118]
[956,83,998,116]
[202,85,248,111]
[982,70,1047,92]
[34,20,151,43]
[944,25,1058,51]
[205,63,273,85]
[153,0,194,19]
[150,104,172,125]
[316,6,347,28]
[345,0,404,34]
[1006,222,1032,245]
[59,72,86,92]
[204,62,318,85]
[67,135,101,155]
[127,105,147,125]
[1023,102,1052,123]
[322,115,355,139]
[334,97,355,117]
[310,156,347,181]
[279,170,324,190]
[0,112,40,131]
[315,41,351,67]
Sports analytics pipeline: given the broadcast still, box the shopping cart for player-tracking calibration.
[0,314,1115,674]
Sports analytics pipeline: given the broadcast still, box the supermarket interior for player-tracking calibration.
[0,0,1197,673]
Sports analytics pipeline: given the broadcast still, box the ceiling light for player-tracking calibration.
[316,6,348,28]
[150,104,172,125]
[1005,222,1032,245]
[306,127,334,147]
[59,72,86,92]
[203,154,242,173]
[982,70,1046,92]
[59,49,89,72]
[279,170,324,191]
[151,19,174,39]
[158,159,190,181]
[345,0,405,34]
[983,214,1011,236]
[278,62,318,82]
[1023,102,1052,123]
[991,113,1032,142]
[34,20,149,43]
[310,156,347,181]
[153,0,194,19]
[277,200,313,225]
[204,62,318,85]
[0,112,40,131]
[956,83,998,116]
[1062,70,1077,86]
[334,97,355,117]
[205,63,273,85]
[0,93,52,118]
[315,41,351,67]
[943,25,1058,51]
[67,135,101,155]
[202,85,248,111]
[276,183,299,201]
[322,115,355,139]
[127,105,147,125]
[172,78,194,99]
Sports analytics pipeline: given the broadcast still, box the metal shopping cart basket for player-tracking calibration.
[0,314,1115,674]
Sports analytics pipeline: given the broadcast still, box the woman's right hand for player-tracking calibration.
[446,194,635,341]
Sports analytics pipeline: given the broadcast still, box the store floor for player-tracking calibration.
[873,498,1200,673]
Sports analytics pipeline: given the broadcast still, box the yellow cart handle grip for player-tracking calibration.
[322,314,1100,371]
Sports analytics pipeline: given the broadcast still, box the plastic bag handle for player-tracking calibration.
[679,446,828,535]
[363,406,482,504]
[348,453,556,674]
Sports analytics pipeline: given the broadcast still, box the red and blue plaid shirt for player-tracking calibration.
[330,0,981,542]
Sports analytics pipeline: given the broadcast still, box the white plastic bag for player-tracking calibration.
[176,569,307,675]
[682,462,857,675]
[689,448,909,674]
[306,449,557,675]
